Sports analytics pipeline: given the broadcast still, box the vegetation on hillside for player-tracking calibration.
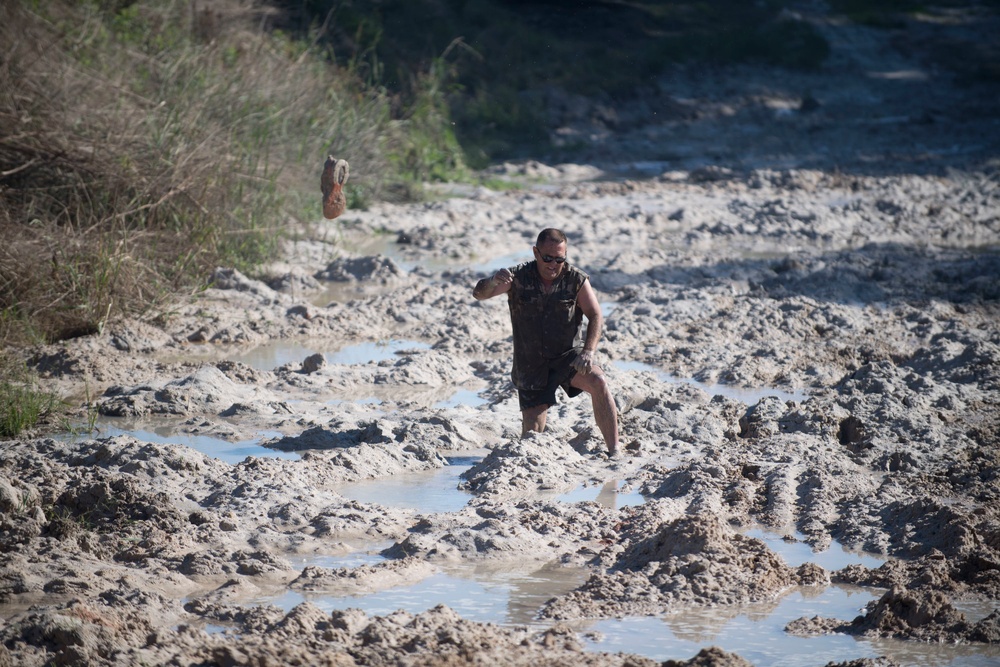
[0,0,466,434]
[0,0,464,351]
[273,0,832,164]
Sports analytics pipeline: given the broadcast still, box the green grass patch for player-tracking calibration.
[0,360,58,438]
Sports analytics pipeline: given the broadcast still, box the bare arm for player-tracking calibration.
[576,279,603,352]
[472,267,513,300]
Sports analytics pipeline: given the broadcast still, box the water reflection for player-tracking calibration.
[226,339,432,372]
[286,550,387,571]
[433,385,489,409]
[57,420,296,465]
[582,585,878,664]
[556,479,645,509]
[866,634,1000,667]
[582,582,1000,666]
[158,338,433,373]
[743,527,886,571]
[333,455,482,513]
[259,561,588,627]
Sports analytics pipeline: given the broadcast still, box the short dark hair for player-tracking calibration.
[536,228,567,246]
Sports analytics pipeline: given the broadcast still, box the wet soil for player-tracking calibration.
[1,5,999,666]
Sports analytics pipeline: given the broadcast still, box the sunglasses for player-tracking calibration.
[540,254,567,264]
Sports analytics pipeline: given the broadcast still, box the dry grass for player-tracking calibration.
[0,0,410,346]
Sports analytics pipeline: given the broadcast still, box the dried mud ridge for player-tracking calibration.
[3,7,1000,667]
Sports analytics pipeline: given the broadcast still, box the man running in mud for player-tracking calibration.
[473,228,620,456]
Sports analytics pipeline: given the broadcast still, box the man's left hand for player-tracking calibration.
[572,350,595,374]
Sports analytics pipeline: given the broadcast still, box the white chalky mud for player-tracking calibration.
[3,8,1000,666]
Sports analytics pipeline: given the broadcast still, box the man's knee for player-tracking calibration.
[572,368,609,395]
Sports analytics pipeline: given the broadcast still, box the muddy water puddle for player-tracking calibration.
[261,541,999,665]
[173,307,810,416]
[159,338,432,371]
[67,423,997,665]
[223,338,432,371]
[258,561,590,627]
[743,527,886,571]
[57,420,297,465]
[582,585,877,664]
[331,455,642,512]
[58,324,991,665]
[249,461,1000,666]
[584,590,1000,666]
[432,384,489,409]
[552,479,645,509]
[333,454,481,513]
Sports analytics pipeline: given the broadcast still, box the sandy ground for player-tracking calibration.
[2,5,999,666]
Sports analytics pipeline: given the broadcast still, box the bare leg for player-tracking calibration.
[570,368,619,454]
[521,404,549,436]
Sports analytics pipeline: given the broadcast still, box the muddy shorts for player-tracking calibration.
[517,358,583,411]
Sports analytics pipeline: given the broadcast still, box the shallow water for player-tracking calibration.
[614,359,809,404]
[259,560,590,627]
[554,479,645,509]
[257,458,998,665]
[743,527,886,571]
[432,384,490,409]
[225,338,432,372]
[55,338,993,667]
[286,548,389,571]
[583,588,1000,666]
[582,585,879,664]
[333,456,646,513]
[158,336,492,408]
[157,338,434,373]
[333,455,480,513]
[57,420,296,464]
[261,546,1000,666]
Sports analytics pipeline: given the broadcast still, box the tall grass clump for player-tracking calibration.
[0,356,58,438]
[1,0,459,347]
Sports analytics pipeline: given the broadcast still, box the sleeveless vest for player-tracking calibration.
[506,261,588,390]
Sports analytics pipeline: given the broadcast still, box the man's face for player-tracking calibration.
[533,240,568,282]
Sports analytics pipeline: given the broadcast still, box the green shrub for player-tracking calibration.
[0,363,57,438]
[284,1,832,163]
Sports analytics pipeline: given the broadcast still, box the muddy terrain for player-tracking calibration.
[2,5,999,667]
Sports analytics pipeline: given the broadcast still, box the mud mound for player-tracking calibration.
[788,586,1000,645]
[541,514,827,618]
[139,604,660,667]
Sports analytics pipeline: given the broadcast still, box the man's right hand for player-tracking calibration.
[491,268,513,288]
[474,267,513,300]
[572,349,595,374]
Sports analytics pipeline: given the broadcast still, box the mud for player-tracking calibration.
[2,5,999,666]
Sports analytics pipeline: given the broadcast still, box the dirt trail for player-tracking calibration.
[1,6,999,666]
